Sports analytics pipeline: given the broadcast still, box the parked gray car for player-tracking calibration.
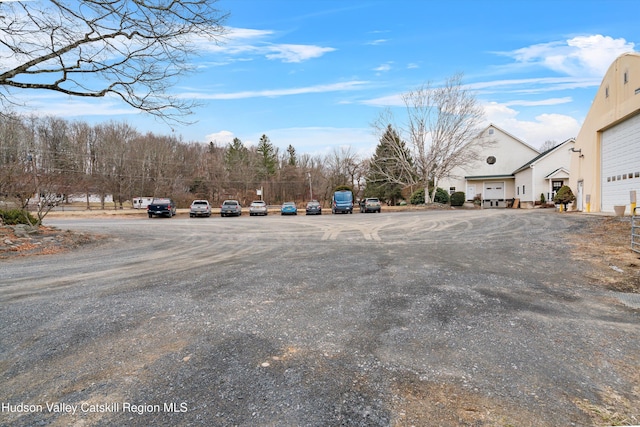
[305,200,322,215]
[359,197,381,213]
[220,200,242,217]
[189,200,211,217]
[249,200,268,216]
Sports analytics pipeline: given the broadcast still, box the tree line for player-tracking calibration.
[0,113,366,215]
[1,75,488,224]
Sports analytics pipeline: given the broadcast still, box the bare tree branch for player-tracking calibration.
[0,0,228,123]
[372,73,489,203]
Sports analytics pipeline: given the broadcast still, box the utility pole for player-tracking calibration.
[307,172,313,200]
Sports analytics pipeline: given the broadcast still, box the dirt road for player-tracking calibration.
[1,209,638,426]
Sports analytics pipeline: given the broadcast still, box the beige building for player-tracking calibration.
[570,52,640,213]
[440,124,540,207]
[440,124,576,208]
[513,138,575,208]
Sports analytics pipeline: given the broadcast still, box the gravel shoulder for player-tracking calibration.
[1,209,639,426]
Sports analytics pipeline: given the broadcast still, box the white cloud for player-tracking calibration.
[503,97,573,107]
[189,80,369,100]
[264,44,336,63]
[205,130,236,146]
[483,102,581,148]
[201,26,335,63]
[8,93,138,117]
[374,63,392,73]
[507,35,635,77]
[360,93,404,107]
[467,76,601,95]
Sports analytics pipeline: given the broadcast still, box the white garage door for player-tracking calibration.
[601,113,640,212]
[484,181,504,200]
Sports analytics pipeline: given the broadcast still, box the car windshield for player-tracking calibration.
[283,202,295,206]
[307,202,319,206]
[334,192,351,202]
[223,201,238,205]
[193,201,208,205]
[367,199,379,203]
[251,201,265,206]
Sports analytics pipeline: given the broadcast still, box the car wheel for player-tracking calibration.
[148,213,152,218]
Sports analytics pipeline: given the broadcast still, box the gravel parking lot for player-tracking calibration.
[1,209,639,426]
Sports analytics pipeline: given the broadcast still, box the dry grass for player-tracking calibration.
[0,225,101,258]
[570,216,640,293]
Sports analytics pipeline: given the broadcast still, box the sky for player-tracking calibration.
[9,0,640,157]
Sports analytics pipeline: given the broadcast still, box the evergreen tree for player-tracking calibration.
[286,145,297,166]
[225,138,248,168]
[364,125,415,204]
[256,134,277,178]
[224,138,250,191]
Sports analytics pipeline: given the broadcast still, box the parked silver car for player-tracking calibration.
[249,200,268,216]
[360,198,381,213]
[189,199,211,217]
[220,200,242,217]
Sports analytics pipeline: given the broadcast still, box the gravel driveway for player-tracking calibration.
[1,209,639,426]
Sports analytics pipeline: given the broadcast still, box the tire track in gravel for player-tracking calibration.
[0,218,279,301]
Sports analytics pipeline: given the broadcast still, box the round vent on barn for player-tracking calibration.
[486,156,496,165]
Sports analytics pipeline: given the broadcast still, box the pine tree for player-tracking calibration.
[286,145,297,166]
[364,125,415,204]
[224,138,248,169]
[256,134,277,178]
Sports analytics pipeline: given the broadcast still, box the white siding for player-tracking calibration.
[601,113,640,212]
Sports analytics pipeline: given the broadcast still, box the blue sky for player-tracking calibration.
[16,0,639,156]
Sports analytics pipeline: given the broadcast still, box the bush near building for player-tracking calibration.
[410,187,450,205]
[553,185,576,210]
[450,191,466,207]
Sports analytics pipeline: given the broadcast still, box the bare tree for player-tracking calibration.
[373,73,487,203]
[0,0,228,123]
[539,140,558,152]
[324,146,361,192]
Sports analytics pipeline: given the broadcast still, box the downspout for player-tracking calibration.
[531,164,535,206]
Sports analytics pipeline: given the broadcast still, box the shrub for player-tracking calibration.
[410,188,425,205]
[334,184,353,193]
[553,185,576,210]
[434,187,450,204]
[410,187,451,205]
[0,209,38,225]
[450,191,466,206]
